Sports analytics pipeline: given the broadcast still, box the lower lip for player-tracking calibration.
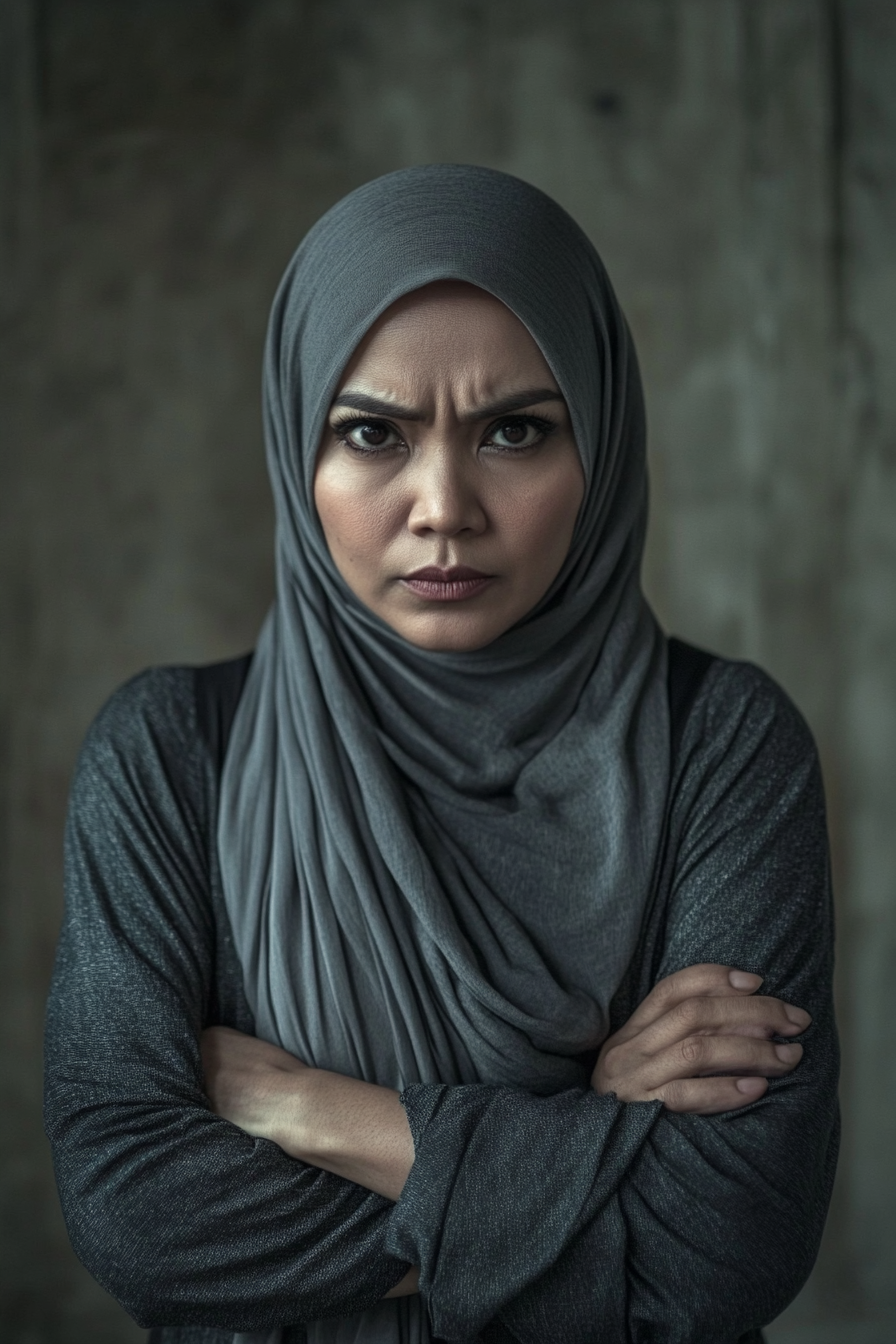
[401,576,493,602]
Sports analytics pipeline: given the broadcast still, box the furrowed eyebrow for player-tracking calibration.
[458,389,565,422]
[330,387,565,423]
[332,392,424,420]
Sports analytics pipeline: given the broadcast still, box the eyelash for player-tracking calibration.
[330,414,558,456]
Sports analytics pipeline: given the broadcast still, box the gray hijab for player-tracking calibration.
[219,164,668,1344]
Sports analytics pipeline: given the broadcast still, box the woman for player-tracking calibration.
[45,165,838,1344]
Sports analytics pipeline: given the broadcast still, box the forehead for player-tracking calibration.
[337,281,557,397]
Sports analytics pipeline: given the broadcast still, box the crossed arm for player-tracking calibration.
[46,663,837,1337]
[201,961,811,1297]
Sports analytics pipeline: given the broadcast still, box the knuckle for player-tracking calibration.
[680,1035,706,1066]
[673,998,703,1031]
[660,1080,688,1112]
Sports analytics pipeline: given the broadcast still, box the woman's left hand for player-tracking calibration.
[592,964,809,1113]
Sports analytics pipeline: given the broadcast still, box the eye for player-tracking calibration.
[483,415,554,453]
[332,418,404,455]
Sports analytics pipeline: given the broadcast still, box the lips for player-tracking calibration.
[401,565,494,602]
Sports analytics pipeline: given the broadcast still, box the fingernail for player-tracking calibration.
[729,970,763,990]
[736,1077,766,1095]
[785,1005,812,1028]
[775,1043,803,1062]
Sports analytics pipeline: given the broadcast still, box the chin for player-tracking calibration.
[393,615,506,653]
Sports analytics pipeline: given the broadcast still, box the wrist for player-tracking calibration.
[262,1066,321,1159]
[278,1068,414,1201]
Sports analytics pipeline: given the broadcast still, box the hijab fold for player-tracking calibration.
[218,164,669,1344]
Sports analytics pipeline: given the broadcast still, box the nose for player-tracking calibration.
[406,445,487,538]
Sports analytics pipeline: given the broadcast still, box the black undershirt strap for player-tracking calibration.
[667,635,716,764]
[193,653,253,773]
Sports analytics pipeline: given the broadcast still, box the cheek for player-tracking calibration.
[313,467,403,571]
[497,459,584,570]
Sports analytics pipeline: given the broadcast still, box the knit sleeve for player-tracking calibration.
[44,668,409,1333]
[386,660,839,1344]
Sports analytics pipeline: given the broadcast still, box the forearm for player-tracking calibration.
[201,1029,420,1297]
[45,1072,409,1329]
[54,678,416,1329]
[387,1068,837,1344]
[387,1081,657,1341]
[286,1077,420,1296]
[269,1068,415,1203]
[271,1065,421,1298]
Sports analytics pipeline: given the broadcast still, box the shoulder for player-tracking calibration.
[662,651,830,981]
[647,651,834,1007]
[666,651,828,923]
[64,659,254,973]
[73,654,253,810]
[79,665,202,784]
[82,655,252,764]
[675,651,821,810]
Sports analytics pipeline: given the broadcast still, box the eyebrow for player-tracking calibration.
[330,387,565,423]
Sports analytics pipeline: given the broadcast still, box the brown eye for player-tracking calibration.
[497,420,528,444]
[485,416,551,452]
[334,419,403,454]
[352,422,389,447]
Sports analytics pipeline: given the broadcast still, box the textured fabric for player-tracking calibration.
[389,657,839,1344]
[45,652,837,1343]
[47,664,408,1338]
[217,170,668,1146]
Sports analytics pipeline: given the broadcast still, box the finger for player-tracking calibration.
[616,965,763,1041]
[655,1075,769,1115]
[638,1034,803,1091]
[598,1030,803,1096]
[630,994,811,1057]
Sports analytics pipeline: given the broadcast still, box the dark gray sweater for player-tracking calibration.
[44,646,839,1343]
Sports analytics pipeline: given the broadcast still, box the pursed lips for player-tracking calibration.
[401,565,494,602]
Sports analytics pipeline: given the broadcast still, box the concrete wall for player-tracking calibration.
[1,2,894,1340]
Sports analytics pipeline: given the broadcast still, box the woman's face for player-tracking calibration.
[314,281,585,652]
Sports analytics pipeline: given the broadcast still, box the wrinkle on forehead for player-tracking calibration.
[334,281,562,426]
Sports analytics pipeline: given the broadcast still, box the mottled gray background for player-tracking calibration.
[1,1,894,1341]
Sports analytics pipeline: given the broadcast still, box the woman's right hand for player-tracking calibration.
[592,964,811,1115]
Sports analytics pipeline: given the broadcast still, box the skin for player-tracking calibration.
[202,283,811,1299]
[313,281,585,652]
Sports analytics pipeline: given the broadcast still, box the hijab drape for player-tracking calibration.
[219,164,669,1344]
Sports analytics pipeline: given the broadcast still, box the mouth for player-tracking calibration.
[401,565,494,603]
